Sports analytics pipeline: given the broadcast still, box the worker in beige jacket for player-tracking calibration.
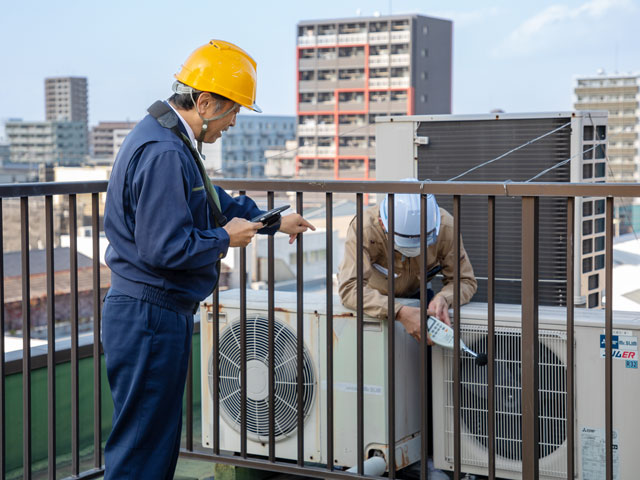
[338,191,477,343]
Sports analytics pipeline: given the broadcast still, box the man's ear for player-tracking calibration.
[196,92,216,114]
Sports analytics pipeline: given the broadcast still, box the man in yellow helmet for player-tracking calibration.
[101,40,314,479]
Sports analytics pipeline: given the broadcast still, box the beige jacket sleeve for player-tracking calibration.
[337,216,403,319]
[433,210,477,307]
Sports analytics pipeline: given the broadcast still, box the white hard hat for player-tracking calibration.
[380,188,440,248]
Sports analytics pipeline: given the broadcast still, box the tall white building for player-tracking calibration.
[45,77,89,123]
[574,71,640,233]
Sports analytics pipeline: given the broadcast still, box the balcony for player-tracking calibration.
[368,54,390,67]
[338,101,365,112]
[338,33,367,45]
[3,180,640,480]
[368,32,389,44]
[390,53,410,66]
[297,35,316,47]
[390,77,410,88]
[337,56,366,68]
[316,34,337,46]
[297,124,317,136]
[317,123,336,136]
[317,145,336,156]
[369,78,390,89]
[390,30,411,43]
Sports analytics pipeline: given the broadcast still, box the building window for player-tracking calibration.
[583,257,592,273]
[420,94,427,103]
[423,26,428,35]
[583,238,593,254]
[589,274,599,290]
[421,48,428,57]
[588,292,599,308]
[583,201,592,216]
[583,220,592,235]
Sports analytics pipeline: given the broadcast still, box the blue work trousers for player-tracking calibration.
[102,289,194,479]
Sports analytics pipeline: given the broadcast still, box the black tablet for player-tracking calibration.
[251,205,290,226]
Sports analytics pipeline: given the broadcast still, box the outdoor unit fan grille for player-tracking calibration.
[210,314,316,441]
[443,325,568,478]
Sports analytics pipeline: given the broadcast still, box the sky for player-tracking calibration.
[0,0,639,134]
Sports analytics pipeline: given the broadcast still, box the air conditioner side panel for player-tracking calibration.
[573,324,640,480]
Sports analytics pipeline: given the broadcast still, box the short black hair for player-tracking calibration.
[168,90,230,111]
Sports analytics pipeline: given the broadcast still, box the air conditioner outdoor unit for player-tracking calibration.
[200,289,423,471]
[432,302,640,479]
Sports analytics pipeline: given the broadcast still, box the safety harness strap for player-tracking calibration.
[147,100,227,227]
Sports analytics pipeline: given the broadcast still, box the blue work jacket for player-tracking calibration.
[104,112,276,313]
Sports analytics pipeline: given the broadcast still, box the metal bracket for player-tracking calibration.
[414,136,429,146]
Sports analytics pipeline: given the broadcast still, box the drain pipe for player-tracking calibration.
[345,456,387,476]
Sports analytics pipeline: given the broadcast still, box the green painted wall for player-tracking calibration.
[5,332,202,478]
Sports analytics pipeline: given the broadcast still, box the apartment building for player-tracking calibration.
[574,71,640,232]
[5,120,87,165]
[221,115,296,177]
[295,14,452,180]
[45,76,89,123]
[91,121,137,158]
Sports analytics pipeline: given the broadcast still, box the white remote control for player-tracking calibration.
[427,316,487,366]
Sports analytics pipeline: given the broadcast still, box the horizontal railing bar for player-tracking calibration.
[0,180,639,198]
[60,467,105,479]
[0,181,108,197]
[5,320,206,374]
[179,450,378,480]
[5,340,102,375]
[210,179,640,197]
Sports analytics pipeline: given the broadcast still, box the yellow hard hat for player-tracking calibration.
[175,40,261,113]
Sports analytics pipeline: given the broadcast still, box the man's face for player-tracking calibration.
[199,96,240,143]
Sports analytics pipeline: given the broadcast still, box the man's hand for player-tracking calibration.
[279,213,316,244]
[428,294,451,326]
[396,305,437,345]
[223,217,262,247]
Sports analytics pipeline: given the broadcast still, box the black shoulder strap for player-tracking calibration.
[147,101,227,227]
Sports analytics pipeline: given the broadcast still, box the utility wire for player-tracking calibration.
[447,120,572,181]
[524,144,597,182]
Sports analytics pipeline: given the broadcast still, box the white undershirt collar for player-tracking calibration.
[167,102,197,149]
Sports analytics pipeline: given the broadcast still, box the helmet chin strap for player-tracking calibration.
[189,89,237,153]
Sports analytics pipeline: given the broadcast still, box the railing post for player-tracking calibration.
[521,196,539,480]
[21,197,32,480]
[605,197,614,480]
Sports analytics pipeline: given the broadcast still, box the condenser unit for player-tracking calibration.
[431,302,640,479]
[200,289,423,470]
[376,111,609,308]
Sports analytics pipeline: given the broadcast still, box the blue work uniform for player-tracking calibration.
[102,107,277,479]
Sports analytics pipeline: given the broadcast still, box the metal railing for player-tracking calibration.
[1,181,107,480]
[2,179,640,480]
